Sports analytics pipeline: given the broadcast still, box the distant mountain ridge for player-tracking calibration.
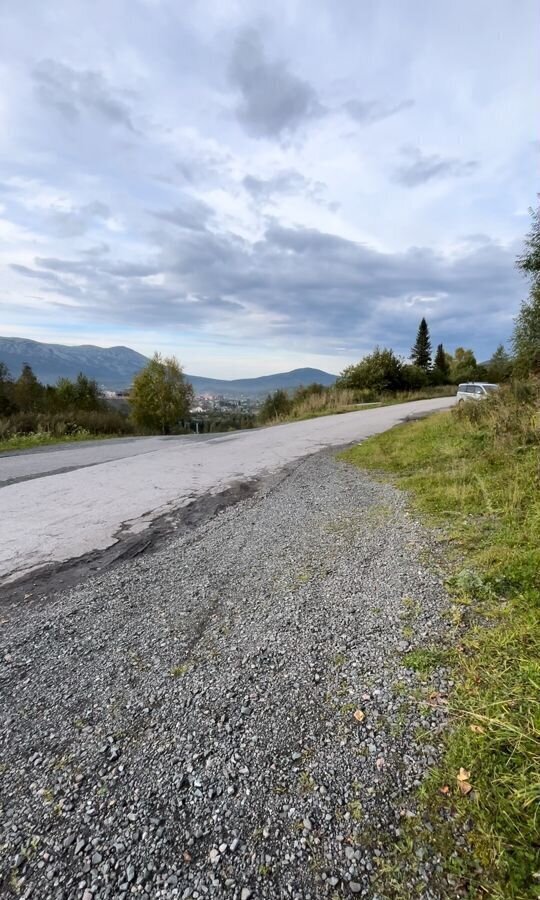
[0,337,336,397]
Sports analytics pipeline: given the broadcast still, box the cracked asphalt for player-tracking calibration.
[0,398,453,585]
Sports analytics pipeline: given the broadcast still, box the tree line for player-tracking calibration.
[258,324,514,424]
[0,353,252,441]
[258,197,540,425]
[336,321,513,395]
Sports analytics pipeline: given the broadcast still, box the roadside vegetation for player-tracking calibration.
[258,319,509,425]
[0,366,135,452]
[0,352,248,452]
[341,206,540,898]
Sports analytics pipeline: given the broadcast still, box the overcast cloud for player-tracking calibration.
[0,0,537,377]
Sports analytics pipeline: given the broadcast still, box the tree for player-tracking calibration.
[55,378,78,409]
[411,318,432,371]
[486,344,512,383]
[513,285,540,376]
[433,343,450,377]
[337,347,403,393]
[430,342,451,385]
[450,347,478,383]
[401,364,428,390]
[14,363,44,411]
[55,374,102,411]
[516,204,540,282]
[514,204,540,375]
[0,362,16,416]
[258,389,293,423]
[130,353,193,434]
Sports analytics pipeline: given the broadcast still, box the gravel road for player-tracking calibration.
[0,397,454,585]
[0,450,454,900]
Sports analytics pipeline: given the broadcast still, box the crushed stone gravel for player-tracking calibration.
[1,450,455,899]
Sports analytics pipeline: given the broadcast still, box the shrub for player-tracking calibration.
[337,347,404,393]
[0,410,135,440]
[258,389,293,423]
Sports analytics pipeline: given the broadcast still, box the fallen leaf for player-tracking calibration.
[353,709,365,723]
[439,785,450,795]
[469,724,485,734]
[427,691,448,708]
[456,768,473,795]
[457,780,473,795]
[183,850,192,863]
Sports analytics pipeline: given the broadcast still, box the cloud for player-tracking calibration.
[152,196,214,231]
[32,60,135,131]
[228,29,325,138]
[394,147,479,187]
[243,170,311,201]
[50,201,111,237]
[12,219,521,357]
[344,98,414,125]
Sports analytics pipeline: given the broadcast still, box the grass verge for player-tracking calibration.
[341,386,540,898]
[0,431,128,453]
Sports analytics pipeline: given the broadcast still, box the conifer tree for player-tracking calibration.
[433,342,450,378]
[411,318,432,371]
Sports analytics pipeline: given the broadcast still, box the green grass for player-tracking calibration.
[0,431,127,453]
[340,388,540,898]
[403,648,455,673]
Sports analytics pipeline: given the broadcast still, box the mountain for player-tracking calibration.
[0,337,148,389]
[188,368,336,397]
[0,337,336,397]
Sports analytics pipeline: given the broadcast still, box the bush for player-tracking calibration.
[454,379,539,446]
[258,389,293,423]
[0,409,135,440]
[337,347,404,393]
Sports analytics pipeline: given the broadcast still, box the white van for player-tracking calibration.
[456,382,499,403]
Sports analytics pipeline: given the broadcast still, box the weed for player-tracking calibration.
[170,662,191,677]
[348,799,363,821]
[403,648,454,673]
[298,771,316,794]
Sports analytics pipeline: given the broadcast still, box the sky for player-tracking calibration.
[0,0,537,378]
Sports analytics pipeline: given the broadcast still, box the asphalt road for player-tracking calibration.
[0,398,454,585]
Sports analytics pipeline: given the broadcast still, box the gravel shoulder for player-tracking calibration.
[0,450,453,899]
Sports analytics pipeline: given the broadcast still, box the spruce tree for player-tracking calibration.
[411,318,432,371]
[433,342,449,378]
